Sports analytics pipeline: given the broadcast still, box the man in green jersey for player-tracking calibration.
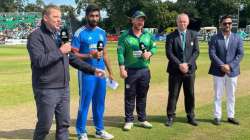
[117,10,157,131]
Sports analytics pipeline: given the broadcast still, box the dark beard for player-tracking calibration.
[222,28,230,33]
[87,19,98,27]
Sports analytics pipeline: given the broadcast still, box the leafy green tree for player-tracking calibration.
[0,0,26,12]
[75,0,178,34]
[24,3,43,12]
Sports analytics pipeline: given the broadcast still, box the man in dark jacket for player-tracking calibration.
[27,5,105,140]
[165,13,199,127]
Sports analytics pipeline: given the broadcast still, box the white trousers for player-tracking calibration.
[213,75,238,119]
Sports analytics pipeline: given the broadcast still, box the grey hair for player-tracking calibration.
[176,13,189,22]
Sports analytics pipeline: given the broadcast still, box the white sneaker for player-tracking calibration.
[79,133,88,140]
[123,122,133,131]
[95,130,114,140]
[138,121,153,128]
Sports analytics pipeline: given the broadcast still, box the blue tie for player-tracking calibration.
[181,32,186,50]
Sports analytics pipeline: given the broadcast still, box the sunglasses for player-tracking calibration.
[223,22,232,26]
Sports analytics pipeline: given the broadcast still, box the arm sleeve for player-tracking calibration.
[103,32,107,46]
[187,32,200,65]
[149,35,157,55]
[165,35,182,65]
[208,36,225,66]
[117,35,126,66]
[27,32,63,69]
[229,36,244,69]
[69,52,95,75]
[71,32,81,49]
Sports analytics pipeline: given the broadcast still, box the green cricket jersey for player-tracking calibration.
[117,29,157,69]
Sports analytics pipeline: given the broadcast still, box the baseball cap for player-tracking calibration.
[132,10,146,19]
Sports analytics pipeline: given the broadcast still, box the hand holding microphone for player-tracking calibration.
[90,41,104,60]
[140,42,151,60]
[96,41,104,61]
[60,43,71,54]
[59,28,72,54]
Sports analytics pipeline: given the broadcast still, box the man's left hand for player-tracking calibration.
[221,64,231,74]
[94,68,106,77]
[108,74,114,81]
[142,51,152,60]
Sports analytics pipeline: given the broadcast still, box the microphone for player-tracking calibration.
[60,28,69,43]
[59,28,72,57]
[96,41,104,61]
[139,42,146,53]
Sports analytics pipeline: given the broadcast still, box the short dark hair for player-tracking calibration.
[220,15,232,23]
[86,4,100,16]
[42,5,60,17]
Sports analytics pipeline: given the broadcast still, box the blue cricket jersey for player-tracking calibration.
[72,26,107,70]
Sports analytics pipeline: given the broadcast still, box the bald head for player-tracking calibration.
[176,13,189,32]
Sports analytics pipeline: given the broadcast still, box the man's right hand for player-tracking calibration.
[179,63,189,74]
[220,64,231,74]
[60,43,71,54]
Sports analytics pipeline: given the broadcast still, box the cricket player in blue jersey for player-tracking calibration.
[71,4,114,140]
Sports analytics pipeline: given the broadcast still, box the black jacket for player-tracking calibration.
[27,21,96,89]
[165,29,199,75]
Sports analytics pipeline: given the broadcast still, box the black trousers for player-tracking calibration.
[33,87,70,140]
[124,68,151,122]
[167,74,195,119]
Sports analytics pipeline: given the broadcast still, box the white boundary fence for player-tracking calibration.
[4,39,27,45]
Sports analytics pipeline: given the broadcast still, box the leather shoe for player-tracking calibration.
[165,117,174,127]
[187,118,198,126]
[213,118,221,125]
[228,118,240,125]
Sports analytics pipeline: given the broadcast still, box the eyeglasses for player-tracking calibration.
[223,22,232,26]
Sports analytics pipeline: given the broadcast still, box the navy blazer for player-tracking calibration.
[165,29,200,75]
[208,32,244,77]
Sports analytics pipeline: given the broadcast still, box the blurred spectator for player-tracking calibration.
[0,12,41,39]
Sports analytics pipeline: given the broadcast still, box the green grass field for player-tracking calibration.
[0,41,250,140]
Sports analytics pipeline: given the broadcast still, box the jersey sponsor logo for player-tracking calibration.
[133,50,142,58]
[89,44,97,49]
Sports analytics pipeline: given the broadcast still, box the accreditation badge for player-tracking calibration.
[89,44,97,49]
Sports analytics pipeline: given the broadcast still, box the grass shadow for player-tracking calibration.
[69,115,213,128]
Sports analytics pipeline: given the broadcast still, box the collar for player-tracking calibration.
[222,31,231,38]
[86,24,98,31]
[178,29,187,34]
[40,20,57,34]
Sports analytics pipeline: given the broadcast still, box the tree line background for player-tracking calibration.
[1,0,250,34]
